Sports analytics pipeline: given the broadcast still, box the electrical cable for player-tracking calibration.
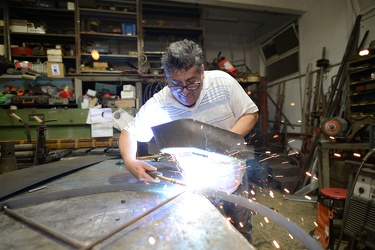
[334,148,375,250]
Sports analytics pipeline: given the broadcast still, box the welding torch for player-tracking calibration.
[146,170,187,186]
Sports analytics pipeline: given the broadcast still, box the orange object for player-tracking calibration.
[218,58,237,76]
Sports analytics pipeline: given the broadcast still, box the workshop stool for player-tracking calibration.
[317,188,347,250]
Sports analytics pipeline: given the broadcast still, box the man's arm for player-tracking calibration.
[119,129,157,181]
[230,112,258,136]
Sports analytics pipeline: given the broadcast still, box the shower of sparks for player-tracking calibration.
[264,217,270,223]
[284,188,290,193]
[353,153,361,157]
[289,234,294,239]
[149,236,156,245]
[273,240,280,248]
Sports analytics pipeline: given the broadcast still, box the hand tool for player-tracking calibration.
[146,170,186,186]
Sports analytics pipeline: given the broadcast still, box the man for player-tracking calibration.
[119,39,258,243]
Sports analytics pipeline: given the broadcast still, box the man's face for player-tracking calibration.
[166,65,204,107]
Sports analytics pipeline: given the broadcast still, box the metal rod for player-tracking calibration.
[156,175,187,186]
[80,190,186,250]
[3,206,85,249]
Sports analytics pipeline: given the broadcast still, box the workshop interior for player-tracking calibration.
[0,0,375,249]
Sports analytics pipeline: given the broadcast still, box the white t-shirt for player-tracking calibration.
[125,70,259,142]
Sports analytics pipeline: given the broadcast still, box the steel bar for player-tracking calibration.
[80,190,186,250]
[3,206,86,249]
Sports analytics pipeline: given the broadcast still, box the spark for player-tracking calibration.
[275,175,283,178]
[289,234,294,239]
[304,195,312,200]
[264,217,269,223]
[149,236,156,245]
[269,191,274,198]
[314,222,318,227]
[306,172,312,176]
[239,222,244,228]
[273,240,280,248]
[284,188,290,193]
[301,217,304,222]
[281,161,289,164]
[260,222,264,227]
[353,153,361,157]
[329,136,335,140]
[313,176,318,180]
[334,153,341,157]
[288,139,295,143]
[266,150,271,154]
[200,125,203,129]
[273,134,279,139]
[250,190,256,196]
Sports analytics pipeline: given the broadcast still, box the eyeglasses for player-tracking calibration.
[167,76,202,93]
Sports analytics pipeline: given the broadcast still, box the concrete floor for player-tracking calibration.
[251,185,352,250]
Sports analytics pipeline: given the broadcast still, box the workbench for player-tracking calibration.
[0,157,255,249]
[317,142,369,189]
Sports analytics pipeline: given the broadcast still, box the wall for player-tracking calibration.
[203,0,375,151]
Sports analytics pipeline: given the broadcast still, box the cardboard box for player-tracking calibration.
[47,55,63,62]
[47,49,63,55]
[115,99,135,108]
[47,62,65,78]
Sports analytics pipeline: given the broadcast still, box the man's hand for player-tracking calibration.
[125,159,158,182]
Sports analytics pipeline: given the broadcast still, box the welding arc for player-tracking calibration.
[80,190,186,250]
[201,190,323,250]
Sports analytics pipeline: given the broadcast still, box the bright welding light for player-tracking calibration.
[160,147,246,193]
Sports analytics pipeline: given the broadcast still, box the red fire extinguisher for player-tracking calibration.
[218,57,237,76]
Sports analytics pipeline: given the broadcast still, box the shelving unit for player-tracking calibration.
[139,1,205,75]
[347,55,375,121]
[1,0,206,108]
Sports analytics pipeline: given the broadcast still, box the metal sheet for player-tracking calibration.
[0,155,117,200]
[0,159,254,249]
[151,119,248,159]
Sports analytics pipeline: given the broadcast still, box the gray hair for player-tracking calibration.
[161,39,204,78]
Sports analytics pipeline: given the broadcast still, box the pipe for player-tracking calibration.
[201,189,323,250]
